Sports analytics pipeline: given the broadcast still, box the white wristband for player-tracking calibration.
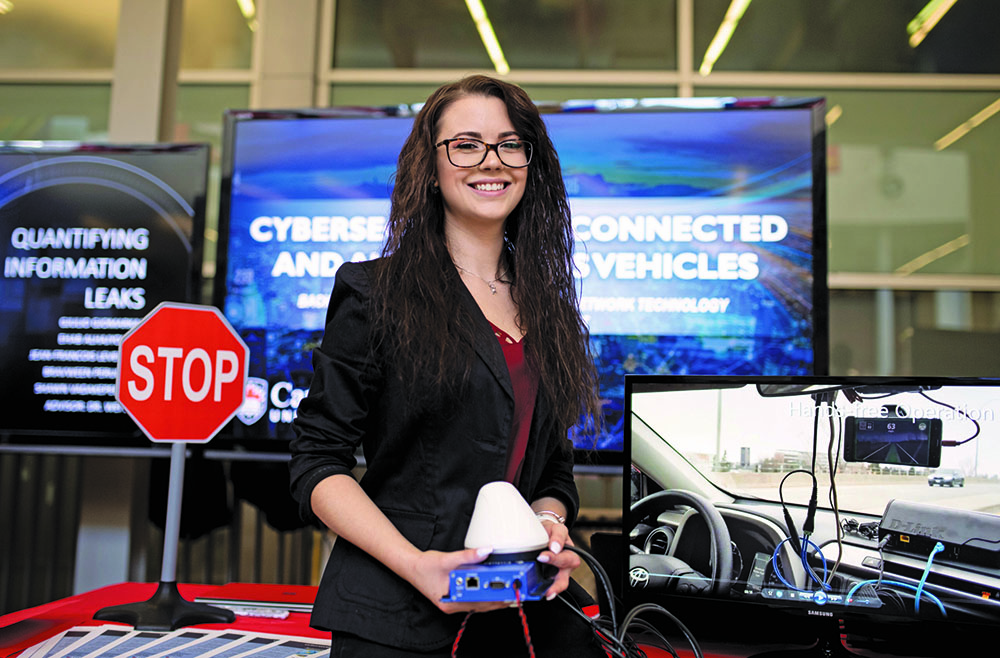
[535,510,565,525]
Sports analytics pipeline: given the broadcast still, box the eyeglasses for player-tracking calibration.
[435,138,533,168]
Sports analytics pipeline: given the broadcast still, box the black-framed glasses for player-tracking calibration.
[435,138,533,168]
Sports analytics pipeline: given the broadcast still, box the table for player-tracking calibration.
[0,583,326,657]
[0,583,685,658]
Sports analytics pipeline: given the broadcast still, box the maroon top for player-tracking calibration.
[490,322,539,485]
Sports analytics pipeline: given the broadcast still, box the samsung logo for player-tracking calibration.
[807,610,834,618]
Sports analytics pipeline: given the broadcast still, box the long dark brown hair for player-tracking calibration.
[371,75,599,434]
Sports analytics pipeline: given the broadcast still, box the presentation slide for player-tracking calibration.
[218,101,825,451]
[0,145,209,441]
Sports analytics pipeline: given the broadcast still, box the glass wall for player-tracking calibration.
[175,83,252,295]
[701,87,1000,277]
[692,0,1000,74]
[0,84,112,141]
[0,0,119,69]
[329,83,680,108]
[830,289,1000,377]
[180,0,253,70]
[332,0,677,71]
[0,0,119,142]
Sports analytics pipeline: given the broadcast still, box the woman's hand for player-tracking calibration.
[406,546,512,615]
[312,476,511,615]
[536,519,580,600]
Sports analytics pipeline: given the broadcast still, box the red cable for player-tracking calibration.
[515,587,537,658]
[450,583,536,657]
[451,611,473,658]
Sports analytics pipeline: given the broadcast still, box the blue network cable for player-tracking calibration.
[914,541,946,613]
[843,542,947,617]
[846,578,947,617]
[770,536,831,592]
[800,535,831,590]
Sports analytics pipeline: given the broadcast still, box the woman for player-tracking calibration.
[289,75,604,656]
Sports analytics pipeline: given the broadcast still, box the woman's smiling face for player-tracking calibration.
[434,94,528,234]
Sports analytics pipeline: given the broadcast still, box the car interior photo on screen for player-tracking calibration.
[627,375,1000,657]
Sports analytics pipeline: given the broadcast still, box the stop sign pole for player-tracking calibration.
[95,302,248,630]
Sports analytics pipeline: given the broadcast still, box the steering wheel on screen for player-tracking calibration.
[629,489,733,597]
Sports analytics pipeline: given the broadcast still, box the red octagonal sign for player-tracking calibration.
[117,302,249,443]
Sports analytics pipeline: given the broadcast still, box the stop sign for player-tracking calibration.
[117,302,249,442]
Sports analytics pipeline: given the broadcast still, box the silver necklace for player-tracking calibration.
[454,263,508,295]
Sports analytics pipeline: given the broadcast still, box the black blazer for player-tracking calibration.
[289,260,580,651]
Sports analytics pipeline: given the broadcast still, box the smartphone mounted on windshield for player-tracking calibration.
[843,406,942,468]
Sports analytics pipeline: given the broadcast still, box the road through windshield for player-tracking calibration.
[631,383,1000,517]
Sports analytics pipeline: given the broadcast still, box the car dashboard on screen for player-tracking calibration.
[626,376,1000,657]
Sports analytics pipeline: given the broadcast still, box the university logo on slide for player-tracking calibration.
[237,377,269,425]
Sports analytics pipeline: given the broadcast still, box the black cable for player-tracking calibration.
[619,603,705,658]
[920,390,981,445]
[779,469,814,555]
[876,535,889,588]
[840,518,879,541]
[623,618,679,658]
[878,587,907,614]
[779,470,815,494]
[556,595,634,658]
[556,544,650,657]
[565,541,721,658]
[805,392,838,536]
[810,394,821,473]
[826,400,844,583]
[563,544,619,635]
[558,585,691,658]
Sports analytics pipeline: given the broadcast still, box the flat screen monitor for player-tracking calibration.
[214,97,828,460]
[0,142,209,450]
[626,374,1000,657]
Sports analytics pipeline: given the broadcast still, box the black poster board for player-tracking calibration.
[0,143,209,445]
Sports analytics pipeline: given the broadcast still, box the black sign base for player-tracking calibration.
[94,580,235,631]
